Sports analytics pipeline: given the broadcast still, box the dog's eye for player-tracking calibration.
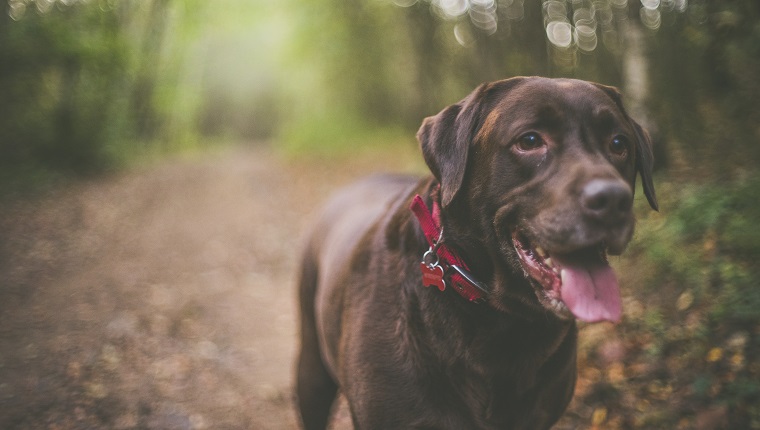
[516,133,545,151]
[610,136,629,156]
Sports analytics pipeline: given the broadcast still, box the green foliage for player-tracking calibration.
[279,110,413,157]
[0,0,216,196]
[650,1,760,177]
[4,0,759,186]
[635,175,760,324]
[608,175,760,427]
[0,2,127,174]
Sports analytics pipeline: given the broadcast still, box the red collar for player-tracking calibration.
[410,193,489,304]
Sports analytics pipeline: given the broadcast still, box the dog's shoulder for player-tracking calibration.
[306,173,423,285]
[310,174,421,242]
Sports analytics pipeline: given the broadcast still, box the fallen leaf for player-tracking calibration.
[676,291,694,311]
[706,347,723,363]
[592,407,607,426]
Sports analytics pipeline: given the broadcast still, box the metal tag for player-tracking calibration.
[420,262,446,291]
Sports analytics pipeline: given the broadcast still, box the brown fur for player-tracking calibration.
[295,77,657,429]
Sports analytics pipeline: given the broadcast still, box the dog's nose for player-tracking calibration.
[581,179,632,223]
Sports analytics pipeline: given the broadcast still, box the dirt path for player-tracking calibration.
[0,145,427,429]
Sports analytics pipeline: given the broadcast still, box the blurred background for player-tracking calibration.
[1,0,759,429]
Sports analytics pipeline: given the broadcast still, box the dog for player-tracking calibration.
[295,77,658,429]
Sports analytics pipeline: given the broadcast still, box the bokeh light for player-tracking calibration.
[410,0,683,68]
[7,0,90,20]
[640,6,662,30]
[547,20,573,48]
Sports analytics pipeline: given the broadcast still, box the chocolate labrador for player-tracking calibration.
[295,77,658,429]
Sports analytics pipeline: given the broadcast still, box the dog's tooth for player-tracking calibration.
[544,257,553,268]
[535,246,547,258]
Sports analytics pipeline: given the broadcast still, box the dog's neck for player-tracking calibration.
[395,180,579,423]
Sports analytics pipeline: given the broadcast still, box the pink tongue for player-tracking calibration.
[554,256,622,323]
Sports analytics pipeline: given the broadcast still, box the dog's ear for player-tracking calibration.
[417,103,470,207]
[593,83,659,211]
[418,79,522,207]
[630,121,659,211]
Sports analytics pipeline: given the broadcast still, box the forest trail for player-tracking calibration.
[0,145,410,429]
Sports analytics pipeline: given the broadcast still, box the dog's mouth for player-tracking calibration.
[512,231,621,323]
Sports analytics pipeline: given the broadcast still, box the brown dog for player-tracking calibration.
[295,77,658,429]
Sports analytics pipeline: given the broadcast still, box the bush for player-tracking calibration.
[598,174,760,428]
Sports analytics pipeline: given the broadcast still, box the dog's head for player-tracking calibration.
[417,77,658,323]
